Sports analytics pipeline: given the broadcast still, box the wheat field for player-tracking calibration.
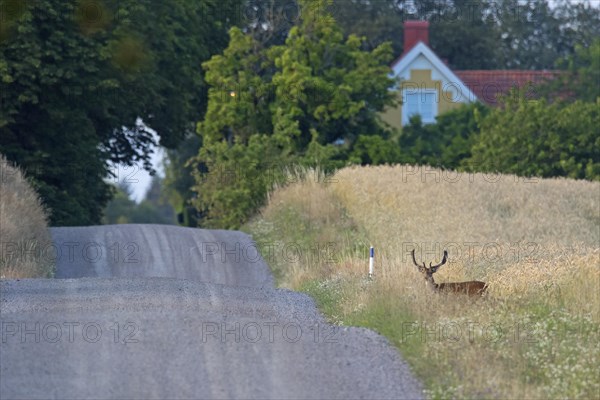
[247,165,600,399]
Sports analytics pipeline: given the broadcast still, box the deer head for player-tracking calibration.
[411,249,447,287]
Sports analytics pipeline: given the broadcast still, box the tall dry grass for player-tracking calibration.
[0,154,54,278]
[333,165,598,256]
[253,168,365,288]
[331,164,600,318]
[245,165,600,399]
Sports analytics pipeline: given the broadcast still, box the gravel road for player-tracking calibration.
[1,224,423,399]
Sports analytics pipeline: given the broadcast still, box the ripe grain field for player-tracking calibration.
[245,165,600,399]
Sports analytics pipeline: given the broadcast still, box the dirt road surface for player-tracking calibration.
[1,224,423,399]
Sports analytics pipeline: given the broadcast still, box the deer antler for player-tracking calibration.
[411,249,425,268]
[429,250,448,271]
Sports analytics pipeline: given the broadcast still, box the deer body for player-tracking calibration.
[412,250,487,297]
[434,281,487,296]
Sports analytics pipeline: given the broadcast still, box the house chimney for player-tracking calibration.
[403,21,429,55]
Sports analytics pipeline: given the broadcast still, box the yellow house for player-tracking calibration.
[383,21,558,130]
[382,21,478,129]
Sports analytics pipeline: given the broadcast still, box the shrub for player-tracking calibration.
[398,102,488,169]
[0,154,54,278]
[467,94,600,180]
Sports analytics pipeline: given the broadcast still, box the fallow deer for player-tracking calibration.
[411,249,487,296]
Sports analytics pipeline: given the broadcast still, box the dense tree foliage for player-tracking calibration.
[463,34,600,181]
[347,102,489,170]
[189,0,395,228]
[103,177,175,225]
[540,38,600,103]
[331,0,600,70]
[3,0,597,228]
[348,134,401,166]
[467,93,599,180]
[163,133,203,227]
[0,0,239,225]
[398,102,489,169]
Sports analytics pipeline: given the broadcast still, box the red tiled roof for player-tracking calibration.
[454,70,558,105]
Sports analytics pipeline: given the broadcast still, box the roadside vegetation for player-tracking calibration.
[3,1,598,227]
[244,165,600,399]
[102,177,176,225]
[0,154,54,278]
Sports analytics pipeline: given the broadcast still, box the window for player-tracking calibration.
[402,89,438,125]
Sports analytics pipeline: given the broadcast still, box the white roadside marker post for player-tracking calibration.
[368,246,374,279]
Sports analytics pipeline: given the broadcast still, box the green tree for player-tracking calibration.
[565,39,600,102]
[493,0,563,69]
[423,0,501,70]
[467,92,600,180]
[163,133,204,226]
[348,134,401,165]
[140,175,176,224]
[189,0,396,228]
[542,38,600,103]
[331,0,407,55]
[398,102,489,169]
[103,177,176,224]
[163,0,297,227]
[331,0,600,70]
[0,0,240,225]
[244,0,302,47]
[102,181,137,224]
[332,0,500,69]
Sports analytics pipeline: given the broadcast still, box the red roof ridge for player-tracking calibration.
[454,69,559,75]
[453,70,560,105]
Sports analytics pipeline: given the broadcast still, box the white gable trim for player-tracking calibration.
[391,42,478,103]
